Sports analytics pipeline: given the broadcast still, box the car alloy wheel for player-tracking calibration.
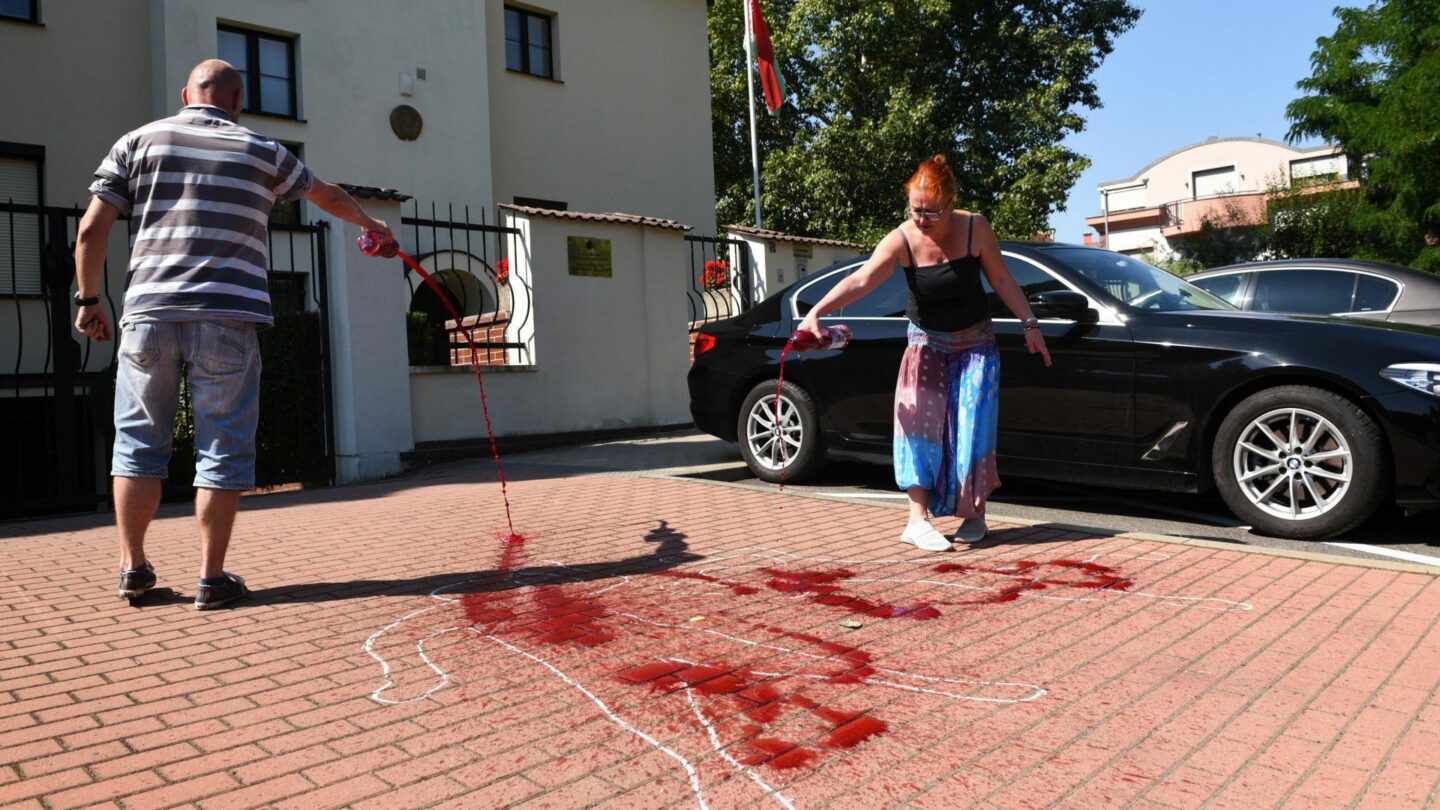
[1231,407,1351,521]
[737,379,826,483]
[746,392,801,472]
[1213,385,1387,539]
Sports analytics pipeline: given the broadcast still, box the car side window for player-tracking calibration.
[1191,273,1248,306]
[837,265,907,317]
[1353,275,1400,313]
[982,256,1067,318]
[1251,269,1355,314]
[793,270,845,316]
[795,263,908,318]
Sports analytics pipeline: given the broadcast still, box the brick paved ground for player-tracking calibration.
[2,456,1439,809]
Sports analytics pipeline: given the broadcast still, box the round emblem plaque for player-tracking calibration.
[389,105,423,141]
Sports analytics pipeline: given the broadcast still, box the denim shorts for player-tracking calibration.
[111,319,262,490]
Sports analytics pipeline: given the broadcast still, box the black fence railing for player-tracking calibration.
[400,202,529,367]
[685,234,751,327]
[0,200,335,519]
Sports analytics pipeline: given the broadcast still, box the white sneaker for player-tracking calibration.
[953,516,988,545]
[901,520,953,552]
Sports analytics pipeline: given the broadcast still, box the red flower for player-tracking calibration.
[702,260,730,291]
[495,258,510,286]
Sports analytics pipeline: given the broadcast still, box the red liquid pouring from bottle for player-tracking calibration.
[359,230,521,542]
[773,325,851,490]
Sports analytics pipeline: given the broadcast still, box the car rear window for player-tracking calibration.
[1253,269,1355,314]
[1354,275,1400,312]
[1192,273,1248,306]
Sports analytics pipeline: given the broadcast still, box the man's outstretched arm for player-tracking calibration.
[304,180,395,244]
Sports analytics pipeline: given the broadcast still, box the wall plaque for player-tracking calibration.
[567,236,612,278]
[390,105,423,141]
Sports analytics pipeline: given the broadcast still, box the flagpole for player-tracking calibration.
[744,0,763,228]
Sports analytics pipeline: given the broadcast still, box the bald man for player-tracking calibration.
[73,59,396,610]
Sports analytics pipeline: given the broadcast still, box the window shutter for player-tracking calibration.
[0,157,42,296]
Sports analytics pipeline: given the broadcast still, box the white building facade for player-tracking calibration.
[1,0,717,513]
[1083,137,1350,257]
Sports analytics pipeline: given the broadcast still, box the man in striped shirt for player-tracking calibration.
[72,59,396,610]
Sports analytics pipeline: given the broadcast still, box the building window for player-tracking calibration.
[505,7,554,79]
[1289,155,1342,187]
[0,144,43,297]
[217,25,298,118]
[1192,166,1237,199]
[0,0,37,23]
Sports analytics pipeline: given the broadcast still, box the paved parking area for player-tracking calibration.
[3,451,1439,809]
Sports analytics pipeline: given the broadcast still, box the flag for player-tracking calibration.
[748,0,788,114]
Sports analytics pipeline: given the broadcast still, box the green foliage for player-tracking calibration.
[709,0,1141,243]
[407,310,450,366]
[1285,0,1440,271]
[1140,252,1205,277]
[1266,183,1373,259]
[1186,198,1268,268]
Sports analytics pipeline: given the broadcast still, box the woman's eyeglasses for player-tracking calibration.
[907,207,945,221]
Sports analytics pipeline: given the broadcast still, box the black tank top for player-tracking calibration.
[900,214,989,332]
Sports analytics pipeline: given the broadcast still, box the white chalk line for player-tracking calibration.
[481,631,710,810]
[683,687,796,810]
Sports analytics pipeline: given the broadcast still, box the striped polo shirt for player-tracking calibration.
[89,105,314,326]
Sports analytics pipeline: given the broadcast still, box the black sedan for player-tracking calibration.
[688,243,1440,540]
[1188,258,1440,327]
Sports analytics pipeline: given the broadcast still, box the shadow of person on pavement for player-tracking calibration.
[249,519,703,606]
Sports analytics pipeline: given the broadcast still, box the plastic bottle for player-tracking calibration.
[357,230,399,258]
[788,324,852,352]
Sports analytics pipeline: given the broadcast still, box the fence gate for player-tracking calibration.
[0,201,336,519]
[685,234,753,327]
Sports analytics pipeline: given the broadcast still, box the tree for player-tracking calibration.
[709,0,1141,244]
[1286,0,1440,271]
[1266,182,1372,260]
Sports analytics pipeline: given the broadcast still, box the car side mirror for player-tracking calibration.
[1029,290,1094,322]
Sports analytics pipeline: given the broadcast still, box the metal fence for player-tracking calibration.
[0,200,335,518]
[400,202,530,367]
[685,233,752,327]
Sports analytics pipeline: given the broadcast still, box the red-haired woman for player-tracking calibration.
[796,154,1052,552]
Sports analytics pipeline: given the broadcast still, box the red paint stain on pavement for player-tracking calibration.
[821,715,889,749]
[496,531,528,572]
[743,738,819,770]
[933,558,1137,606]
[761,569,942,621]
[654,570,762,596]
[530,585,615,646]
[460,591,518,625]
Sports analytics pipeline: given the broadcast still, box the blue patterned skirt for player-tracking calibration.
[893,320,1001,518]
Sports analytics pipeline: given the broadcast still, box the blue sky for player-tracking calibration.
[1048,0,1346,244]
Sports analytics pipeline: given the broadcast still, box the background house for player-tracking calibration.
[1,0,723,515]
[1082,136,1352,259]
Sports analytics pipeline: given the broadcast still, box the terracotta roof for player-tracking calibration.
[498,204,691,232]
[724,224,866,250]
[337,183,412,202]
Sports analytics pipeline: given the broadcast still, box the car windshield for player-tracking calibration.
[1048,248,1236,312]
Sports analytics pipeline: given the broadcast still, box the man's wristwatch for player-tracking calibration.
[74,292,101,307]
[1022,316,1040,331]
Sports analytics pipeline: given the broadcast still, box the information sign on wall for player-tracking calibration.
[567,236,612,278]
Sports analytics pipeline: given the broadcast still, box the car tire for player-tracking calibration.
[1212,385,1388,539]
[737,379,827,484]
